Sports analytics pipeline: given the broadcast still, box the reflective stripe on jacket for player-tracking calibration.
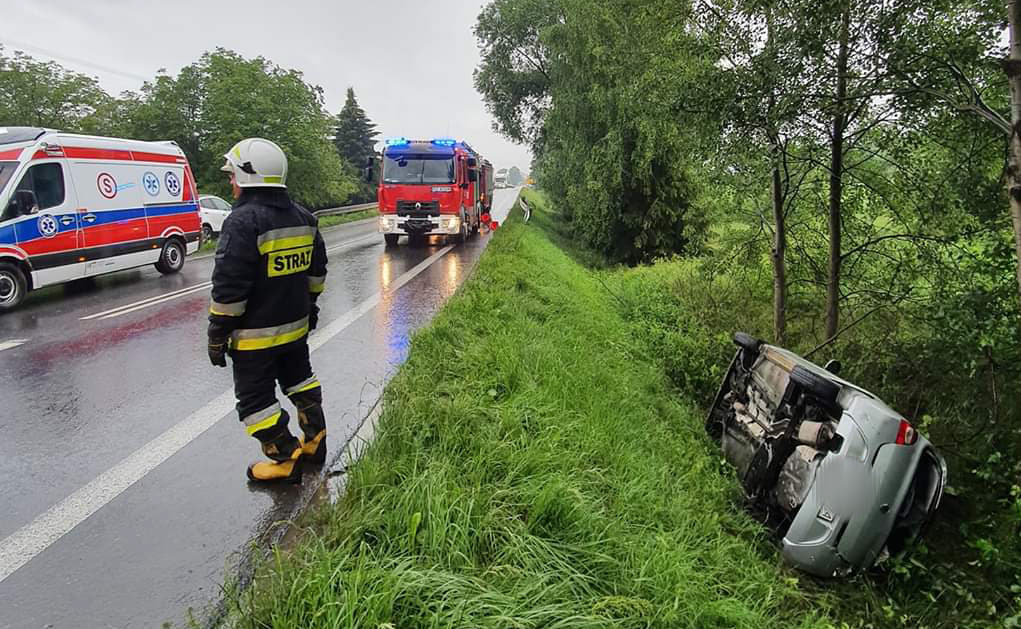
[208,188,327,351]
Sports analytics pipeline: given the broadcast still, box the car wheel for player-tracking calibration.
[0,262,27,311]
[733,332,762,368]
[155,239,186,275]
[790,366,840,404]
[384,234,399,247]
[202,224,214,241]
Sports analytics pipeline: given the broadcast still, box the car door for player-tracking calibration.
[211,196,231,231]
[7,160,84,283]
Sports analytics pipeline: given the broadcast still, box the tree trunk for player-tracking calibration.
[1007,0,1021,310]
[826,7,851,340]
[771,146,787,345]
[765,8,787,345]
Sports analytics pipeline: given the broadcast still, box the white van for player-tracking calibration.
[0,127,202,310]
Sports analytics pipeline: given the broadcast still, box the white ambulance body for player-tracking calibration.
[0,127,202,309]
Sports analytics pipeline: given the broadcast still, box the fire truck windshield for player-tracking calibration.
[382,155,455,185]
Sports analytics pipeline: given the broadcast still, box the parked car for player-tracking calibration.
[705,332,947,577]
[198,194,232,240]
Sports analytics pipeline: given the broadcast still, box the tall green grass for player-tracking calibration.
[234,197,828,627]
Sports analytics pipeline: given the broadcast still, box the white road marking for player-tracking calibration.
[0,244,454,584]
[0,339,27,352]
[94,284,213,320]
[80,233,378,322]
[80,281,213,320]
[326,232,378,253]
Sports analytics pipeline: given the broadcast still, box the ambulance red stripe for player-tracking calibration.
[35,146,186,164]
[0,148,23,160]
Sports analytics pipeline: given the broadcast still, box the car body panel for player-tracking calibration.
[706,334,947,577]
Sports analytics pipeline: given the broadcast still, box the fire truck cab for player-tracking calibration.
[375,138,491,246]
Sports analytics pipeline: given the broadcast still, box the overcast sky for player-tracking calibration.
[0,1,532,173]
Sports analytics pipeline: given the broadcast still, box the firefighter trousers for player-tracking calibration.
[232,340,325,457]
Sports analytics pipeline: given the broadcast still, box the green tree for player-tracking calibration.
[333,87,378,167]
[507,166,524,186]
[0,45,112,131]
[132,50,356,208]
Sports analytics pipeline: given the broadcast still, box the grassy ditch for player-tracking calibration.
[232,196,828,628]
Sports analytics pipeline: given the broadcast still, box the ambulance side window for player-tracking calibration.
[15,164,65,212]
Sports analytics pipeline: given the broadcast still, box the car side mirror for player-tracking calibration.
[13,190,38,216]
[364,167,374,183]
[364,156,374,168]
[468,170,478,183]
[824,359,842,375]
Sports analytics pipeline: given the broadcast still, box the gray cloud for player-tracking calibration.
[0,0,532,172]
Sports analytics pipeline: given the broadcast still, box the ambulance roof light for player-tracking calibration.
[431,138,456,146]
[385,137,410,147]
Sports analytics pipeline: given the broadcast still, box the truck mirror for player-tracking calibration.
[468,170,478,182]
[364,167,374,183]
[467,158,477,168]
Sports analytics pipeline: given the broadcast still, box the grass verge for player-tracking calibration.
[232,195,828,627]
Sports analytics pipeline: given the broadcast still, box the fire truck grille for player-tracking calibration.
[396,200,440,216]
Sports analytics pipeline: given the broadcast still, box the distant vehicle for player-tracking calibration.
[371,138,491,246]
[494,173,507,189]
[0,127,201,310]
[706,333,947,577]
[198,194,232,240]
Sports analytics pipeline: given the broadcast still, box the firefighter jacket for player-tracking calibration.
[208,188,327,352]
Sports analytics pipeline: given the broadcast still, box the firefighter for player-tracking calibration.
[207,137,328,484]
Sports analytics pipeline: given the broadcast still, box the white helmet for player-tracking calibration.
[221,138,288,188]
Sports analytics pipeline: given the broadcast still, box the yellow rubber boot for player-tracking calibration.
[290,386,327,465]
[299,430,327,464]
[246,445,302,484]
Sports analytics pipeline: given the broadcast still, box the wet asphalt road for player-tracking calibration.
[0,188,520,628]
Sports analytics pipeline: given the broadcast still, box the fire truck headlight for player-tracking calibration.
[379,216,393,230]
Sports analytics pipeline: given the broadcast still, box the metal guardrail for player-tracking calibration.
[313,202,377,217]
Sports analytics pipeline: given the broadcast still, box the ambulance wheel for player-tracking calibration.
[155,239,185,275]
[0,263,27,311]
[384,234,399,247]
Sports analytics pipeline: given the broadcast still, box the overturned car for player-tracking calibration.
[705,333,947,577]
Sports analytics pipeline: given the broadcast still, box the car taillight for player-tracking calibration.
[895,419,917,445]
[481,213,491,223]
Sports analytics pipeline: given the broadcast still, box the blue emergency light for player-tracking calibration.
[385,137,410,147]
[431,138,457,147]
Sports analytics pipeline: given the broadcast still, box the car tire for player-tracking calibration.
[0,262,28,311]
[790,365,840,404]
[202,224,214,241]
[733,332,761,354]
[384,234,399,247]
[155,238,186,275]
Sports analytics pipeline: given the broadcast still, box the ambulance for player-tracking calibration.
[0,127,202,310]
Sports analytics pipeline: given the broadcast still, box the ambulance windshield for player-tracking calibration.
[0,162,18,197]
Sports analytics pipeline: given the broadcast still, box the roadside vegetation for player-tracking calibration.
[232,199,829,628]
[317,207,378,229]
[0,46,381,210]
[477,2,1021,625]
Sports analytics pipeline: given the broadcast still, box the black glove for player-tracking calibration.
[308,302,320,332]
[208,337,228,367]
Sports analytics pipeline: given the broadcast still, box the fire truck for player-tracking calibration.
[373,138,494,246]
